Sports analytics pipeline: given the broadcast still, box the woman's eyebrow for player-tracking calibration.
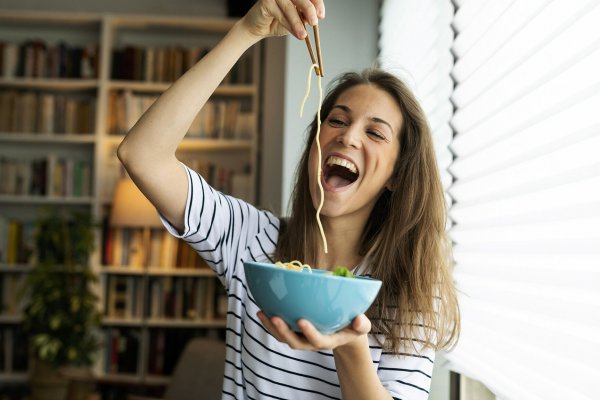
[332,104,394,134]
[370,117,394,134]
[332,104,351,113]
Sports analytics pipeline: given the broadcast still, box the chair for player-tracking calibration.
[129,337,226,400]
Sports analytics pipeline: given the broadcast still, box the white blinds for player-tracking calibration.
[447,0,600,399]
[379,0,600,399]
[378,0,455,192]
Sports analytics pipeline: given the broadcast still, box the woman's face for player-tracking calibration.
[308,84,402,223]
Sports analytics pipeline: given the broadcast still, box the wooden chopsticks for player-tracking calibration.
[304,22,324,77]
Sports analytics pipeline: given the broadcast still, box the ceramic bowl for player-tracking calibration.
[244,261,382,334]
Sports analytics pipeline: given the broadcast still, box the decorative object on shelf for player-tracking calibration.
[21,209,101,400]
[110,176,163,268]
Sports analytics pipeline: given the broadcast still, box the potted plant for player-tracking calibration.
[21,209,101,400]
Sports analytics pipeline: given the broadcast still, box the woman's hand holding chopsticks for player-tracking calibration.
[241,0,325,41]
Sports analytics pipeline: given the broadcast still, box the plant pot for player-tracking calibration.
[30,359,68,400]
[60,366,97,400]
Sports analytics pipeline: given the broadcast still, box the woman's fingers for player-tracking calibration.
[258,312,370,351]
[276,0,308,39]
[292,0,319,26]
[308,0,326,19]
[274,318,314,350]
[352,314,372,335]
[297,319,329,349]
[260,0,296,38]
[243,0,324,40]
[257,311,286,342]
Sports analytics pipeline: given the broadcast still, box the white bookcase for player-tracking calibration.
[0,10,261,389]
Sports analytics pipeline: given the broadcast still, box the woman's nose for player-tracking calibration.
[336,126,362,148]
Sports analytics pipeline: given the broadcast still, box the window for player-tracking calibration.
[379,1,600,399]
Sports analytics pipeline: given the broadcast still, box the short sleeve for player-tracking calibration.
[160,162,278,288]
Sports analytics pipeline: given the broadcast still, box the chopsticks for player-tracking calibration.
[303,22,324,77]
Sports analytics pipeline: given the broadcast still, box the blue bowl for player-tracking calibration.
[244,261,382,334]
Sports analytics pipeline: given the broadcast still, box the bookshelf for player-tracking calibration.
[0,10,261,391]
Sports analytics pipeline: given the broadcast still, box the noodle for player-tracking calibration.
[300,64,328,254]
[275,260,312,272]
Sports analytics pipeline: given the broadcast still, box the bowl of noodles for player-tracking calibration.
[244,261,382,334]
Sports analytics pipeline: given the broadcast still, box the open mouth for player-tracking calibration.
[323,155,359,189]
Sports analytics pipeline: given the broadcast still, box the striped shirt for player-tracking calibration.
[161,164,435,399]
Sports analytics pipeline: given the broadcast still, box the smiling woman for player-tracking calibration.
[116,0,460,398]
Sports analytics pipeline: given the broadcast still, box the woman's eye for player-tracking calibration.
[367,130,386,140]
[328,118,346,127]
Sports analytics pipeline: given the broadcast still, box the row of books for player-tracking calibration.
[0,90,96,134]
[111,45,253,84]
[0,326,29,373]
[105,327,139,374]
[0,156,93,197]
[108,90,254,140]
[182,159,253,202]
[0,274,27,315]
[147,276,226,320]
[0,218,34,265]
[102,227,208,269]
[0,40,99,79]
[105,275,226,321]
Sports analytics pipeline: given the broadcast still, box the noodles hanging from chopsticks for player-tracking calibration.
[300,63,328,254]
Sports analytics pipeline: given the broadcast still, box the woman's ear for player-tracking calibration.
[385,180,394,192]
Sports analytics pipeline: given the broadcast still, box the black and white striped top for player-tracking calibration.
[161,164,435,399]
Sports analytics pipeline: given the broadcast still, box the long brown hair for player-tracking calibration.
[275,68,460,353]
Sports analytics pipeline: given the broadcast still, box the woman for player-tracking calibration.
[118,1,460,399]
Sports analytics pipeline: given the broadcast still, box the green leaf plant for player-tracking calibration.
[21,209,101,368]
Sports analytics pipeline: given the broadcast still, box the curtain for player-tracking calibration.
[379,0,455,195]
[380,0,600,399]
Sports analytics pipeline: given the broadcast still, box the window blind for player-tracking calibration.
[379,0,455,194]
[447,0,600,399]
[379,0,600,399]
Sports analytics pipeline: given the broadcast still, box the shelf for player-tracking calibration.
[0,10,260,384]
[102,317,145,327]
[0,264,32,272]
[101,267,145,276]
[95,372,144,385]
[0,10,100,25]
[0,314,24,324]
[0,195,94,205]
[107,80,255,96]
[104,136,252,150]
[109,15,237,31]
[95,372,170,387]
[143,374,170,386]
[101,266,215,277]
[146,267,215,277]
[0,133,96,144]
[0,372,29,384]
[0,78,99,91]
[145,318,226,328]
[102,317,226,328]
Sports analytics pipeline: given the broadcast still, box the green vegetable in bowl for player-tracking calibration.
[331,266,355,278]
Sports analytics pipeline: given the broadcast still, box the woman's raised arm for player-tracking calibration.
[117,0,324,232]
